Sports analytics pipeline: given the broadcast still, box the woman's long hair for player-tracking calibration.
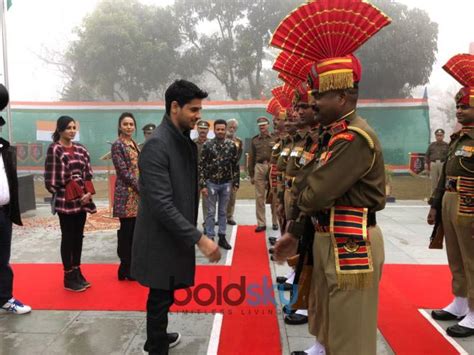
[118,112,137,137]
[52,116,75,142]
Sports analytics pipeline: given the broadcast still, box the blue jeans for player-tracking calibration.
[205,181,231,237]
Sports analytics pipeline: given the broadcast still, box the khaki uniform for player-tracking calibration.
[194,137,208,221]
[432,128,474,309]
[297,113,386,355]
[226,137,243,221]
[276,136,295,219]
[426,141,449,193]
[284,131,307,220]
[269,136,285,228]
[248,133,278,227]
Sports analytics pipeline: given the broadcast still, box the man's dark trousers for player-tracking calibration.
[0,207,13,305]
[144,288,175,355]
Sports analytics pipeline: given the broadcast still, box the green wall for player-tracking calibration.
[8,102,429,169]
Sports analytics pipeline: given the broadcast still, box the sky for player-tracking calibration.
[1,0,473,102]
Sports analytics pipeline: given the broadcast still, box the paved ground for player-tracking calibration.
[1,199,472,354]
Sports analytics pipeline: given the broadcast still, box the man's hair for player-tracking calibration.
[165,80,208,115]
[227,118,239,127]
[214,119,227,127]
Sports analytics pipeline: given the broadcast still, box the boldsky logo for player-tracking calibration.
[173,276,298,312]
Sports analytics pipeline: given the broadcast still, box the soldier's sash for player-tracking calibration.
[457,176,474,217]
[330,206,373,289]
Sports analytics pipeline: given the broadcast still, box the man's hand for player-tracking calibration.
[424,163,430,172]
[233,186,239,193]
[201,188,208,198]
[427,207,437,225]
[80,192,92,205]
[250,177,255,185]
[197,235,221,263]
[273,233,299,263]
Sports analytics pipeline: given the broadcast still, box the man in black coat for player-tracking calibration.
[0,83,31,315]
[132,80,221,355]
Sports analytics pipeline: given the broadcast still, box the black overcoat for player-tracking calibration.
[131,114,201,290]
[0,138,22,226]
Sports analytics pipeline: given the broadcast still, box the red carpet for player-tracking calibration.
[379,264,458,355]
[11,225,281,355]
[11,235,461,354]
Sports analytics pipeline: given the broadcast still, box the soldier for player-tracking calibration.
[281,83,319,326]
[193,120,210,223]
[272,1,391,353]
[425,128,449,194]
[138,123,156,150]
[248,116,278,232]
[428,54,474,338]
[225,118,243,226]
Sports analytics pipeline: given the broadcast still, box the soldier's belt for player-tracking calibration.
[446,176,474,217]
[311,210,376,228]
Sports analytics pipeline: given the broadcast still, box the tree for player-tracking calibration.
[64,0,181,101]
[175,0,301,100]
[356,0,438,98]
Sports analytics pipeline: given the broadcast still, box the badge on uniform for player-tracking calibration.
[455,146,474,158]
[272,142,280,150]
[290,147,303,157]
[281,148,290,157]
[299,151,315,166]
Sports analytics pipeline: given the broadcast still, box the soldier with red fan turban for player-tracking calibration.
[272,1,391,354]
[428,53,474,338]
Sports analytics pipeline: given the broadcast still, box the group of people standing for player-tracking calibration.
[42,113,157,291]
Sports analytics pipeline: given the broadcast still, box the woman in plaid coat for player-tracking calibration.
[44,116,96,292]
[111,112,140,281]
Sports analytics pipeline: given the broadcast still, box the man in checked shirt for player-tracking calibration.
[199,119,239,250]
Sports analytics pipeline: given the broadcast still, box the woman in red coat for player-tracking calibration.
[44,116,96,292]
[111,112,140,280]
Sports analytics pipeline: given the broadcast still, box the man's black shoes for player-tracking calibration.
[272,224,279,231]
[255,225,266,233]
[284,313,308,325]
[227,219,237,225]
[276,276,287,284]
[431,309,464,321]
[446,324,474,338]
[218,234,232,250]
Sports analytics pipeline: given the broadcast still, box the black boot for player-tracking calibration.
[118,262,135,281]
[64,269,86,292]
[218,234,232,250]
[75,267,91,288]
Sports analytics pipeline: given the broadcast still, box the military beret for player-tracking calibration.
[434,129,445,135]
[257,116,270,126]
[197,120,210,129]
[142,123,156,132]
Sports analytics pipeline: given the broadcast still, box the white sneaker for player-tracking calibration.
[1,298,32,315]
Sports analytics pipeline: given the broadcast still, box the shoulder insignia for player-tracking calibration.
[328,132,355,147]
[329,120,348,135]
[348,126,375,150]
[272,142,281,150]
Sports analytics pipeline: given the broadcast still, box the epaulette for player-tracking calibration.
[328,132,355,147]
[348,126,375,150]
